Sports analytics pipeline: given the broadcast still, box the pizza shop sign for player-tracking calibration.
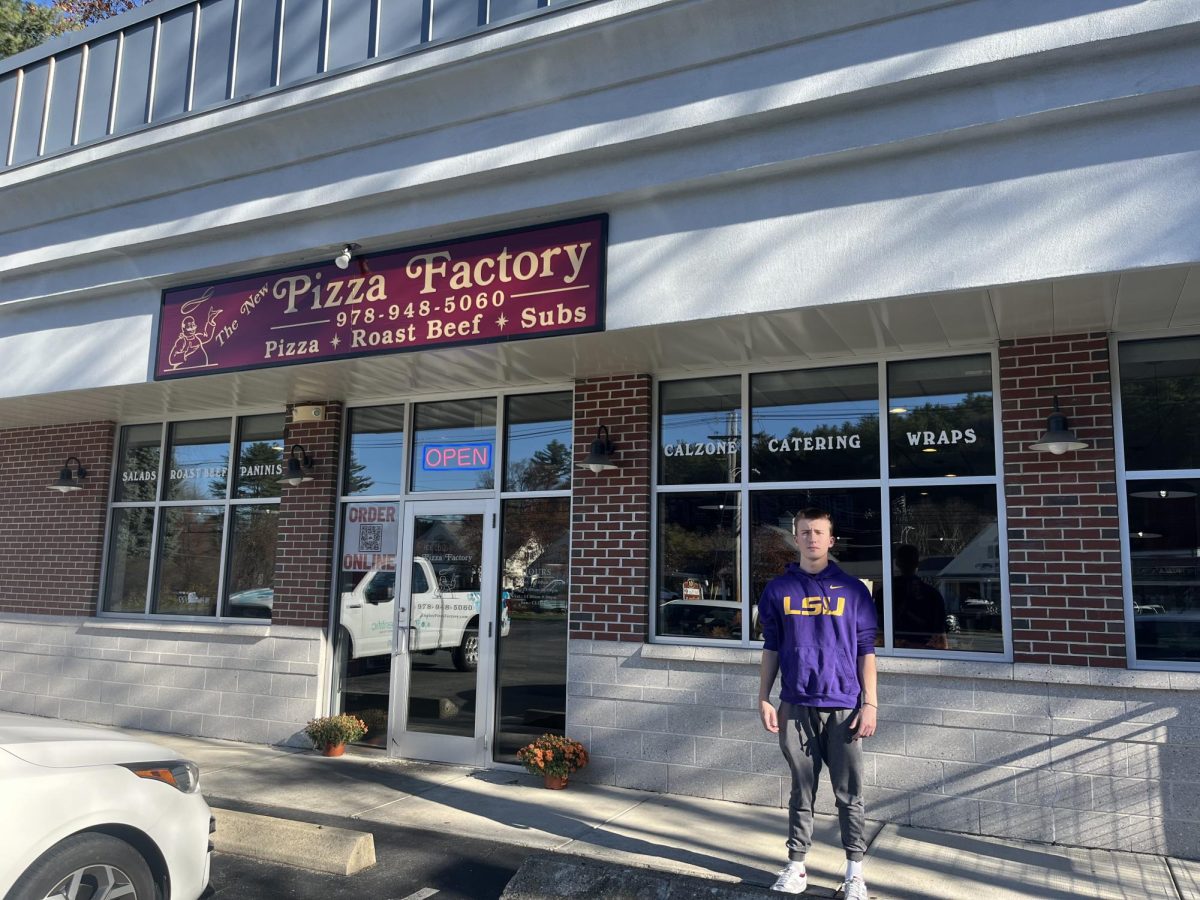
[155,216,607,380]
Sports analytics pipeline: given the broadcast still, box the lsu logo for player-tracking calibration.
[783,595,846,616]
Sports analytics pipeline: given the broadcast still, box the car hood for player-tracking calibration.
[0,713,183,768]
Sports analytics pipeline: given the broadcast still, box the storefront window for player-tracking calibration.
[102,415,282,619]
[102,507,154,612]
[1120,337,1200,470]
[152,506,224,616]
[114,423,161,502]
[1126,479,1200,662]
[655,361,1003,653]
[887,355,995,478]
[1120,336,1200,664]
[344,405,405,495]
[656,493,741,639]
[411,397,496,492]
[503,392,572,491]
[889,485,1002,653]
[334,500,401,748]
[233,414,284,498]
[750,490,883,641]
[496,497,569,757]
[659,376,741,485]
[163,418,232,500]
[751,365,879,482]
[225,506,279,618]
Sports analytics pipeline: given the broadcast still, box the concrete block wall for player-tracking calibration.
[0,612,326,746]
[566,639,1200,860]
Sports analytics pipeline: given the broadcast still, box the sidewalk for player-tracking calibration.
[69,720,1200,899]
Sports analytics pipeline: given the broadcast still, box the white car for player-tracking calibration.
[0,713,212,900]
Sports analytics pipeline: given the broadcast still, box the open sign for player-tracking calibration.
[422,442,492,471]
[682,579,702,601]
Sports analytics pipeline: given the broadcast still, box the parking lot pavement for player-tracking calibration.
[208,814,533,900]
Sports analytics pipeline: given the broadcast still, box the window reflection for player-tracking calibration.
[345,405,405,496]
[887,356,994,478]
[750,490,883,642]
[1127,479,1200,662]
[495,497,570,759]
[890,486,1002,653]
[411,398,496,492]
[503,393,572,491]
[751,366,879,482]
[657,493,741,639]
[114,423,161,502]
[233,413,284,499]
[659,377,741,485]
[224,506,278,618]
[164,418,232,500]
[1120,337,1200,471]
[335,501,401,747]
[102,508,154,612]
[152,506,224,616]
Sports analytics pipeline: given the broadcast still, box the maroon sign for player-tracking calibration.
[155,216,607,379]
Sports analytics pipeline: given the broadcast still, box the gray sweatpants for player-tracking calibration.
[777,702,867,862]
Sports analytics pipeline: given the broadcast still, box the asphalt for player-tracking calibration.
[25,716,1200,899]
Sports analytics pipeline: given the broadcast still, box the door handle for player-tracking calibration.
[345,603,362,609]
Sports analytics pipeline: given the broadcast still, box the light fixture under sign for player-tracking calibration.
[47,456,87,492]
[1029,396,1088,455]
[280,445,315,486]
[579,425,618,473]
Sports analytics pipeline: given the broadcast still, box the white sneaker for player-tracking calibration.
[841,874,869,900]
[770,861,808,894]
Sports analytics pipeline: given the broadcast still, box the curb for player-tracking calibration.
[501,853,828,899]
[211,808,376,876]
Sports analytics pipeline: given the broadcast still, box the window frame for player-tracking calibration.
[650,349,1010,661]
[98,408,285,622]
[1113,332,1200,671]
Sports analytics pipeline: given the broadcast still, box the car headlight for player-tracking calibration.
[119,760,201,793]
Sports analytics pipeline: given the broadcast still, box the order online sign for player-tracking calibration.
[154,215,607,379]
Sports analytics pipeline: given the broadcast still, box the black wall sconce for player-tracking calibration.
[1028,397,1089,455]
[47,456,88,492]
[579,425,618,473]
[280,445,315,486]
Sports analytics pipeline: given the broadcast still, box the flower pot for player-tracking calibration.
[322,742,346,757]
[543,773,568,790]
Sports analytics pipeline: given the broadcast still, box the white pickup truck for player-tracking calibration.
[339,557,510,671]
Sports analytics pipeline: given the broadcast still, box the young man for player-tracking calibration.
[757,508,878,899]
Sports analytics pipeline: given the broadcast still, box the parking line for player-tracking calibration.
[395,890,439,900]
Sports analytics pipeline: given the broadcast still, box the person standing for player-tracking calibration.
[757,508,878,898]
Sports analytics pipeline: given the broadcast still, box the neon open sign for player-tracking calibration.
[422,443,493,471]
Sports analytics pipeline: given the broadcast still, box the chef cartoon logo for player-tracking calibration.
[168,288,222,370]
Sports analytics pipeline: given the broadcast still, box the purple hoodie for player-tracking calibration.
[758,560,877,709]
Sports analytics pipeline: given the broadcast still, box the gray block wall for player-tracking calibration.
[0,613,327,746]
[566,639,1200,861]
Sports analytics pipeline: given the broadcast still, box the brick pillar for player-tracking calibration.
[999,333,1125,666]
[0,422,115,616]
[274,402,343,628]
[571,375,652,642]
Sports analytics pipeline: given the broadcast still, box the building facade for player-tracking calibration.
[3,0,1200,860]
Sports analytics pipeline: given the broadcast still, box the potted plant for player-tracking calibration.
[516,733,589,789]
[303,713,368,756]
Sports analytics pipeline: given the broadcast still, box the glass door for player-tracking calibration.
[391,500,497,765]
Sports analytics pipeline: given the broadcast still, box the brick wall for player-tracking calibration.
[571,376,652,641]
[0,422,114,616]
[273,402,343,628]
[999,333,1124,666]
